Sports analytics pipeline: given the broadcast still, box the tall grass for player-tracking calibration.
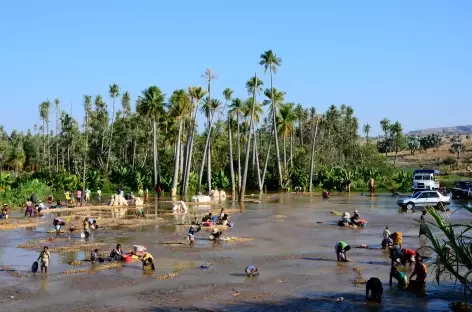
[422,206,472,300]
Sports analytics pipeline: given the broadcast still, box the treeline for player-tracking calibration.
[0,50,411,200]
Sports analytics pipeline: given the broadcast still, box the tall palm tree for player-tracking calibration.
[197,98,221,193]
[239,73,258,201]
[263,88,285,117]
[181,86,207,196]
[277,103,296,169]
[260,50,283,188]
[246,77,264,95]
[107,83,120,173]
[121,91,131,163]
[137,86,165,186]
[223,88,236,195]
[201,69,217,192]
[169,89,191,197]
[229,98,244,193]
[83,95,92,190]
[363,123,371,143]
[54,98,60,172]
[121,91,131,118]
[39,100,50,167]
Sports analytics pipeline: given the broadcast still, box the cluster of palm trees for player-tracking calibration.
[1,49,385,199]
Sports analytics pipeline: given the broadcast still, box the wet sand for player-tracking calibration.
[0,193,470,312]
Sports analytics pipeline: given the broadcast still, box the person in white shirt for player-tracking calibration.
[383,226,391,239]
[97,189,102,202]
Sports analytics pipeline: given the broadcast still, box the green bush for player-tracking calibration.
[0,179,50,207]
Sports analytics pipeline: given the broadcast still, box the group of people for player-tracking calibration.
[64,189,98,206]
[190,209,231,244]
[338,210,365,227]
[1,204,9,219]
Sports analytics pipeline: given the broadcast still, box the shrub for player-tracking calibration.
[0,179,50,207]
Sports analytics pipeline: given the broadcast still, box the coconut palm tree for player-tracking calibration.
[223,88,236,195]
[169,89,191,197]
[260,50,283,188]
[39,100,51,167]
[229,98,244,193]
[83,95,92,190]
[107,83,120,173]
[181,86,207,196]
[246,77,264,95]
[263,88,285,117]
[201,69,217,193]
[137,86,165,186]
[277,103,297,169]
[239,73,259,201]
[197,98,221,193]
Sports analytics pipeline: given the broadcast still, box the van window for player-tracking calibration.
[414,176,422,181]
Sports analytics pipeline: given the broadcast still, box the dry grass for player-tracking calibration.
[63,262,122,275]
[0,219,44,231]
[223,237,255,243]
[156,272,178,280]
[272,215,287,219]
[352,267,367,286]
[18,241,107,253]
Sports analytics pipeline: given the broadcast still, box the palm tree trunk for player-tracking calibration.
[42,120,46,166]
[308,118,320,192]
[253,124,262,192]
[132,128,137,170]
[270,69,283,188]
[171,119,183,197]
[228,115,236,195]
[47,122,50,167]
[197,115,214,194]
[152,118,158,186]
[237,114,241,193]
[261,136,272,190]
[239,73,258,202]
[208,140,212,192]
[67,147,71,173]
[290,132,294,168]
[283,135,287,169]
[106,99,115,173]
[82,112,89,191]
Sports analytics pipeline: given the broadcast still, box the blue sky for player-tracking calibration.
[0,0,470,136]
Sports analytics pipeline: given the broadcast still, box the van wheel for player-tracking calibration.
[406,202,415,210]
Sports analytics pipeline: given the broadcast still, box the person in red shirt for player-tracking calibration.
[400,248,416,266]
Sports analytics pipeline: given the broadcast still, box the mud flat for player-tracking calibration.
[0,193,469,312]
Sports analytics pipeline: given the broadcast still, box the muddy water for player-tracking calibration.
[0,193,471,311]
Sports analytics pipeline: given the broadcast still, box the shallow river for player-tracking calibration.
[1,193,471,312]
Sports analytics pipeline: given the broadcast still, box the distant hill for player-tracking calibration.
[408,125,472,135]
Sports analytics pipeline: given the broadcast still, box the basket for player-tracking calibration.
[133,245,147,253]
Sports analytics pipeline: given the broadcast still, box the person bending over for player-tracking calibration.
[365,277,383,302]
[335,241,351,262]
[390,266,408,289]
[245,265,259,276]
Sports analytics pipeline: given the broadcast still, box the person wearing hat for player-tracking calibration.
[350,209,361,226]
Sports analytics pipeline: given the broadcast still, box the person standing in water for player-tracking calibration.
[37,246,51,273]
[390,266,408,289]
[96,188,102,202]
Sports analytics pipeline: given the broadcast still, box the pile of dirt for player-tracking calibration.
[352,267,367,286]
[63,262,122,275]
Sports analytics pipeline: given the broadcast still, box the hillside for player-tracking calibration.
[408,125,472,135]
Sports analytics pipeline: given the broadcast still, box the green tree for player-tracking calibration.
[82,95,92,190]
[137,86,165,186]
[260,50,283,189]
[390,121,406,165]
[277,103,297,169]
[363,123,371,143]
[380,118,391,157]
[449,135,465,159]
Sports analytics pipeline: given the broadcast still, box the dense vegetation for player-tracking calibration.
[0,50,444,203]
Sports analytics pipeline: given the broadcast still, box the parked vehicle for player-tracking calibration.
[397,190,451,210]
[412,169,440,192]
[451,180,472,199]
